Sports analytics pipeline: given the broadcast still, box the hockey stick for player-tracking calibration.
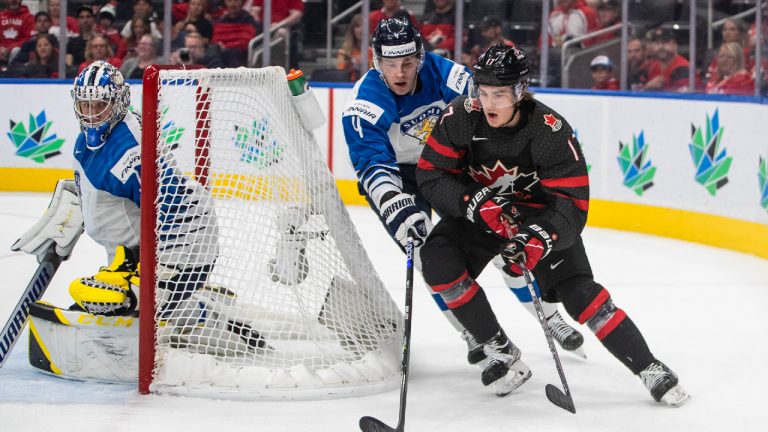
[0,244,62,368]
[518,260,576,414]
[359,237,415,432]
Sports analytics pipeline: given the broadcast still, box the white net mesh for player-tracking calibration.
[147,67,402,399]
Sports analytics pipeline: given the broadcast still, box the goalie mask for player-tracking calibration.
[469,45,530,110]
[71,60,130,149]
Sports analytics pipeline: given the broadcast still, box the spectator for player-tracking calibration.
[79,34,122,74]
[705,18,749,86]
[171,31,223,68]
[249,0,304,69]
[590,54,619,90]
[120,0,163,40]
[182,19,214,44]
[122,15,152,60]
[66,6,98,70]
[644,28,694,92]
[48,0,79,38]
[421,0,457,58]
[478,17,515,51]
[627,36,657,90]
[15,11,58,66]
[21,34,58,78]
[173,0,212,41]
[705,42,755,95]
[548,0,598,48]
[212,0,259,67]
[589,0,620,45]
[336,14,367,81]
[120,34,158,80]
[368,0,419,34]
[0,0,34,66]
[96,5,125,57]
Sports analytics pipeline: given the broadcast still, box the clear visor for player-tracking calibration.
[74,97,113,128]
[377,54,421,73]
[468,77,525,110]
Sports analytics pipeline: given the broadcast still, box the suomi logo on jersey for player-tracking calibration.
[401,105,443,145]
[6,110,65,163]
[689,109,732,196]
[234,117,284,168]
[617,131,656,196]
[759,155,768,214]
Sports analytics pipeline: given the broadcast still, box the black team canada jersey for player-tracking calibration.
[416,96,589,252]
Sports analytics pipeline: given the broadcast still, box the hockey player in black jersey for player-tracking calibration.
[416,44,690,406]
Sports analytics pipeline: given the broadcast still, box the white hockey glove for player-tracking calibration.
[70,245,140,315]
[11,179,84,260]
[379,192,433,248]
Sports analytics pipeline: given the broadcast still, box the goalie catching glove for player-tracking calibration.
[379,191,433,247]
[69,245,140,315]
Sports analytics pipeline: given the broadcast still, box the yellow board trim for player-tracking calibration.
[0,168,73,192]
[28,319,62,375]
[2,171,766,259]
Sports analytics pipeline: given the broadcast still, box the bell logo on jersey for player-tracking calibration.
[401,105,443,145]
[468,161,540,199]
[543,114,562,132]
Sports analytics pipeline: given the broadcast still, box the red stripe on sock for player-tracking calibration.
[431,271,469,293]
[445,280,480,309]
[595,309,627,340]
[577,288,609,324]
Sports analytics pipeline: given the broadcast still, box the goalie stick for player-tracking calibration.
[359,237,414,432]
[518,260,576,413]
[0,245,62,368]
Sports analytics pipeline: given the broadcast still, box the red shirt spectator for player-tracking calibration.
[0,0,34,52]
[590,55,619,90]
[588,0,620,46]
[548,0,598,48]
[644,28,695,92]
[250,0,304,25]
[48,0,79,38]
[705,42,755,96]
[421,0,456,54]
[368,0,419,34]
[212,0,259,51]
[78,35,122,74]
[706,70,755,95]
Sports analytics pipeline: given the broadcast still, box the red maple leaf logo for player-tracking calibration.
[543,113,562,132]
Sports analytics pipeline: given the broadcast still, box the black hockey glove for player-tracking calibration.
[461,185,522,240]
[502,224,555,275]
[379,192,433,248]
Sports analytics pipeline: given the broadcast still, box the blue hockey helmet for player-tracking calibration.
[71,61,130,148]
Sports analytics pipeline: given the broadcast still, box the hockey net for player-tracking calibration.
[139,66,402,400]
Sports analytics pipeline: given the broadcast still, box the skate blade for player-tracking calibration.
[492,366,532,397]
[661,384,690,407]
[566,345,587,360]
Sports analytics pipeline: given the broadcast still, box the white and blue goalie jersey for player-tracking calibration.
[342,51,470,206]
[73,112,218,269]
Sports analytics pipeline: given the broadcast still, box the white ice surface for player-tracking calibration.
[1,192,767,431]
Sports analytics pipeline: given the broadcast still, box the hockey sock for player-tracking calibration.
[450,288,501,345]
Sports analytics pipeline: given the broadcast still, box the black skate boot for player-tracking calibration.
[547,311,586,358]
[462,330,487,366]
[639,360,690,407]
[480,330,532,396]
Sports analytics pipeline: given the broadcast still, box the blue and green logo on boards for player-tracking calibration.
[617,131,656,196]
[689,109,732,196]
[7,110,65,163]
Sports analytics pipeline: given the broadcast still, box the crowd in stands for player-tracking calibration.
[0,0,764,96]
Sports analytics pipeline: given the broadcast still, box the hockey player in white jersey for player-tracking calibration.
[341,18,584,374]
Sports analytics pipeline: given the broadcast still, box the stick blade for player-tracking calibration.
[545,384,576,414]
[359,416,398,432]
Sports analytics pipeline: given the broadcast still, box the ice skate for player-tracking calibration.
[639,360,690,407]
[480,330,532,396]
[547,311,586,359]
[462,330,487,366]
